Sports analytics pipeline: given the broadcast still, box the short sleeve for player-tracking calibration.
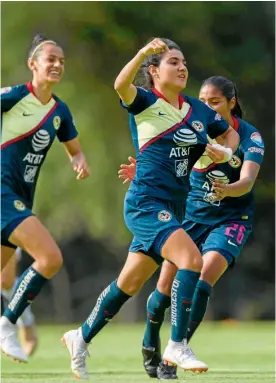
[206,106,230,139]
[242,130,264,165]
[56,103,78,142]
[1,86,21,112]
[120,87,153,115]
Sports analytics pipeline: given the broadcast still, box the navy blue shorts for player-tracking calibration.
[1,187,34,249]
[182,219,252,265]
[124,191,186,265]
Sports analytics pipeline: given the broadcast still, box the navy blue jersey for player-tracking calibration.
[1,83,78,205]
[122,87,229,201]
[185,117,264,225]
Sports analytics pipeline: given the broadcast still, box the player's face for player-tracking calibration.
[32,44,65,85]
[152,49,188,92]
[199,84,235,120]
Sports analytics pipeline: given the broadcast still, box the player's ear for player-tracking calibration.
[28,58,36,72]
[148,65,158,78]
[229,97,236,112]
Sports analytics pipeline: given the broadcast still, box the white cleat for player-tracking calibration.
[0,316,28,363]
[163,339,208,373]
[61,328,90,380]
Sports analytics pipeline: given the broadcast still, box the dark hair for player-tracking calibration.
[134,38,182,90]
[28,33,59,59]
[201,76,243,118]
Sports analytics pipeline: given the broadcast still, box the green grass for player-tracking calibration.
[1,322,275,383]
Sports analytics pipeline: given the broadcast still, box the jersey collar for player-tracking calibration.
[232,116,240,131]
[152,88,185,110]
[26,82,53,105]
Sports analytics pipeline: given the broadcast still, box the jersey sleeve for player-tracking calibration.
[120,87,153,115]
[56,103,78,142]
[205,106,230,139]
[0,86,22,112]
[241,129,264,165]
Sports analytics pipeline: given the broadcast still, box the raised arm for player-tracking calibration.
[114,38,168,105]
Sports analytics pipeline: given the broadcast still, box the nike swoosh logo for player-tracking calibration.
[228,239,238,247]
[23,112,34,116]
[158,111,166,116]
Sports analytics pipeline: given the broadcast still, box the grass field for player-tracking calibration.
[1,322,275,383]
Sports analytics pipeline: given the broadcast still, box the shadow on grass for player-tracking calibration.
[2,369,275,377]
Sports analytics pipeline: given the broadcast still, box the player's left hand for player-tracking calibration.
[71,152,90,180]
[118,156,136,184]
[211,179,228,201]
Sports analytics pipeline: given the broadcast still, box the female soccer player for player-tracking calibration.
[62,38,239,379]
[1,249,38,357]
[119,76,264,379]
[1,33,90,363]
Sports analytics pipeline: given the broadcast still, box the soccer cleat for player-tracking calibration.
[0,316,28,363]
[61,328,90,380]
[142,338,162,378]
[157,361,178,379]
[163,339,208,373]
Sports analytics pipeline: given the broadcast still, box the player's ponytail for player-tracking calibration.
[232,85,243,119]
[201,76,244,119]
[28,33,59,60]
[134,38,182,90]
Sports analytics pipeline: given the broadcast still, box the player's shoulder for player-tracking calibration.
[1,84,28,99]
[137,87,158,103]
[52,94,71,114]
[237,118,264,151]
[183,94,198,105]
[1,84,29,111]
[184,95,215,115]
[124,87,158,115]
[238,118,262,140]
[184,94,205,108]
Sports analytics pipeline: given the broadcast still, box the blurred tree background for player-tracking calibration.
[2,2,275,322]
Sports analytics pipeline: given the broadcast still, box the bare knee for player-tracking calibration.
[34,248,63,278]
[162,229,203,272]
[117,251,158,296]
[157,278,172,296]
[172,247,203,272]
[117,274,145,296]
[187,249,203,271]
[200,251,228,286]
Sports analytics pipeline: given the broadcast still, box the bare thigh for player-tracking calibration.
[201,251,228,286]
[117,252,159,296]
[8,216,62,279]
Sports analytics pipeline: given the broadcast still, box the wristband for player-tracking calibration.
[211,144,233,162]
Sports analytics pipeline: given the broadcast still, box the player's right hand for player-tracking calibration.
[139,38,169,57]
[118,156,136,184]
[205,144,232,164]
